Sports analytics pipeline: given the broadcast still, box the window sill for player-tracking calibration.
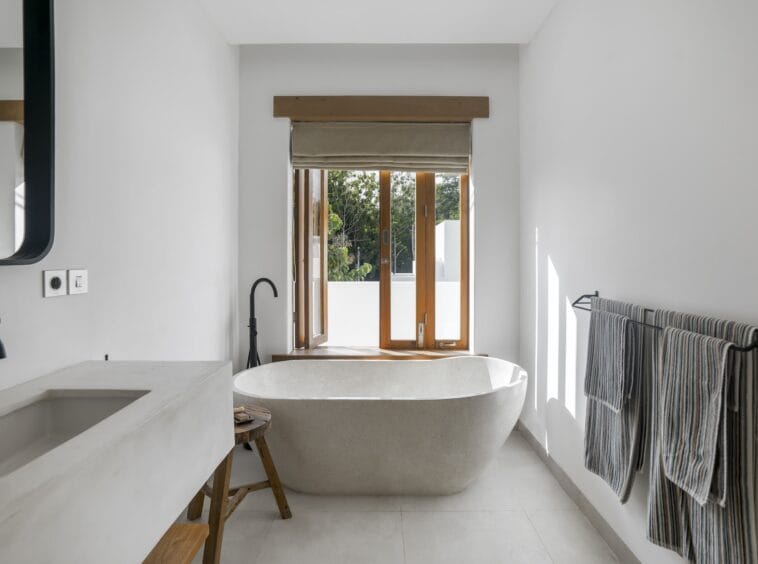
[271,347,485,362]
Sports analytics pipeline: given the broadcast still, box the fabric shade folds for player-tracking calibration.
[291,122,471,173]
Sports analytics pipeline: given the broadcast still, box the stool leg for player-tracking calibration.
[187,489,205,521]
[254,436,292,519]
[203,449,233,564]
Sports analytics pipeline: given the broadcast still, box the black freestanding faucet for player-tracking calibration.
[0,318,6,359]
[247,278,278,369]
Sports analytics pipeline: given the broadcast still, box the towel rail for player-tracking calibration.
[571,291,758,353]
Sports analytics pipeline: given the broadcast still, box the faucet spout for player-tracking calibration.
[248,278,279,369]
[250,277,278,322]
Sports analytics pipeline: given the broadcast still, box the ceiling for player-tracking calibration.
[198,0,558,45]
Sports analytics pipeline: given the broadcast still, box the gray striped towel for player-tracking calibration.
[660,327,733,507]
[584,297,646,503]
[647,309,758,563]
[585,309,637,412]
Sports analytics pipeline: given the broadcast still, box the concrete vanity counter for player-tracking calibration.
[0,361,233,563]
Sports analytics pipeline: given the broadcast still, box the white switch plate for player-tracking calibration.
[43,270,68,297]
[68,269,88,295]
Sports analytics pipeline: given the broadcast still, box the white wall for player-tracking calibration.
[0,0,239,389]
[519,1,758,562]
[238,45,520,364]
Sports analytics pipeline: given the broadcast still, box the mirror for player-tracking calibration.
[0,1,24,258]
[0,0,54,265]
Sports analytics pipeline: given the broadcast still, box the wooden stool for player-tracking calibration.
[143,523,208,564]
[187,405,291,564]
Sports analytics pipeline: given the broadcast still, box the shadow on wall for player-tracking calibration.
[529,227,590,455]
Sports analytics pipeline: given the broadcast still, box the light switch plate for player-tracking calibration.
[68,269,88,295]
[43,270,68,297]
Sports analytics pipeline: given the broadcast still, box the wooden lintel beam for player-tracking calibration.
[273,96,489,123]
[0,100,23,123]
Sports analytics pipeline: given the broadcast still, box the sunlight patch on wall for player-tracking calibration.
[546,254,560,402]
[564,296,577,418]
[533,227,540,411]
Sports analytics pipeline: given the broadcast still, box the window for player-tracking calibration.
[294,169,469,350]
[294,170,328,348]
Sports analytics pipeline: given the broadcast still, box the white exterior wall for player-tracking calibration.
[325,281,462,347]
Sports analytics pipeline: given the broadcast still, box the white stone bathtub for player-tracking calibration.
[233,356,527,495]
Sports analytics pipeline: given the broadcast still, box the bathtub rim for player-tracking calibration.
[233,356,528,402]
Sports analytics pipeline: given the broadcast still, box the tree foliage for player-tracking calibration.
[326,171,461,281]
[327,171,379,281]
[328,208,373,281]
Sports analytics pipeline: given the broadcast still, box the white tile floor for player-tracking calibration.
[183,431,619,564]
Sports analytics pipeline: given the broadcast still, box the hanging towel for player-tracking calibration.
[585,310,637,412]
[659,327,733,507]
[584,297,646,503]
[647,310,758,563]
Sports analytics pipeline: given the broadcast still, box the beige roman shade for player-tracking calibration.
[291,122,471,173]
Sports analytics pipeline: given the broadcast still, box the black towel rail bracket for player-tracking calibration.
[571,291,758,353]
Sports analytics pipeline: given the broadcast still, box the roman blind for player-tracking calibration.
[291,122,471,173]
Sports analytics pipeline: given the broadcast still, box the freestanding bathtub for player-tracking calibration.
[233,356,527,495]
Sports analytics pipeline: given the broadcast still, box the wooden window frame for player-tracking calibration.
[293,171,306,348]
[379,172,469,350]
[379,171,416,349]
[294,169,469,351]
[294,169,328,348]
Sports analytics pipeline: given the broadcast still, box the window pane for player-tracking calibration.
[311,181,323,337]
[325,170,380,346]
[434,173,461,341]
[390,172,416,341]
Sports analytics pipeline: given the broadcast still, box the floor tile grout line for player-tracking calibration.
[525,507,621,563]
[400,511,408,564]
[251,515,276,564]
[523,507,557,564]
[571,507,622,563]
[400,508,527,514]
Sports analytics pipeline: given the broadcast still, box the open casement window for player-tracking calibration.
[379,172,469,350]
[294,169,328,348]
[294,168,469,351]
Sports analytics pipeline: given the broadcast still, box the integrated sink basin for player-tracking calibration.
[0,389,149,477]
[0,361,233,563]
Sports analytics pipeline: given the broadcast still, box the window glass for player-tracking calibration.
[390,172,417,341]
[434,174,462,341]
[324,171,380,346]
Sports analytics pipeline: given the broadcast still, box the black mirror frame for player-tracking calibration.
[1,0,54,265]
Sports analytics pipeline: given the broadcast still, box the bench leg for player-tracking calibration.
[187,489,205,521]
[254,436,292,519]
[202,449,233,564]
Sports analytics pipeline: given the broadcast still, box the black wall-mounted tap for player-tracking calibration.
[247,278,278,369]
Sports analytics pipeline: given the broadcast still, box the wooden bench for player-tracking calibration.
[143,523,208,564]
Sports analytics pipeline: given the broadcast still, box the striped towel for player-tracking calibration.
[584,297,646,503]
[659,327,733,507]
[647,310,758,563]
[585,310,637,412]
